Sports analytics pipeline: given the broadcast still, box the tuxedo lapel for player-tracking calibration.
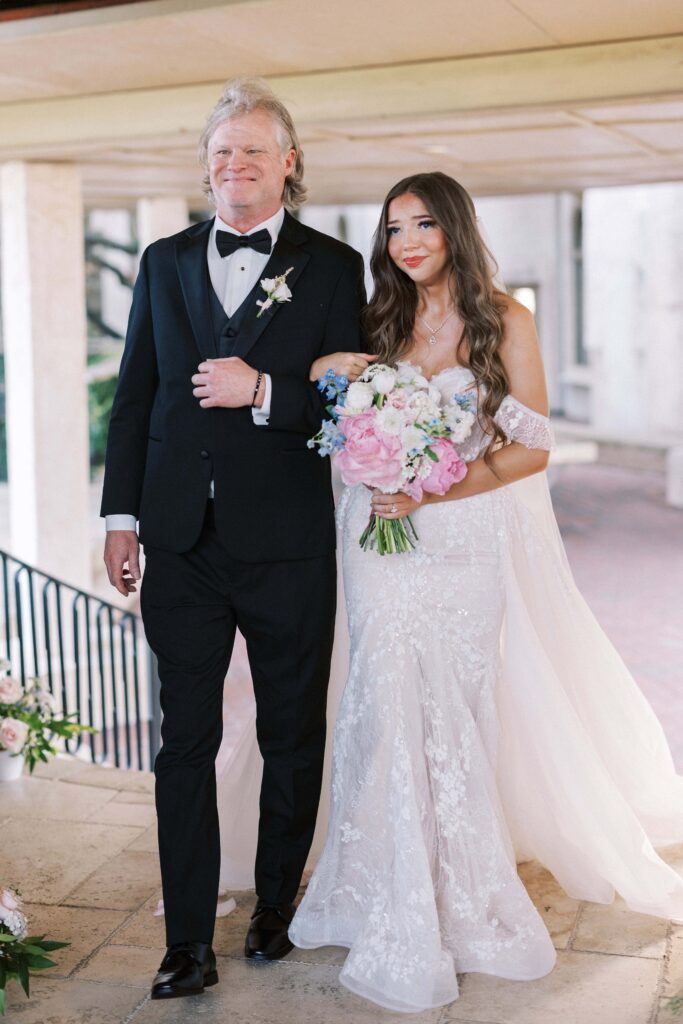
[230,212,310,361]
[175,218,217,360]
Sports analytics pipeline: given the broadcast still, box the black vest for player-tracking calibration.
[208,264,264,358]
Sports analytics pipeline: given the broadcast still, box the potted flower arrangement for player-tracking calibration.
[0,886,68,1015]
[0,660,96,779]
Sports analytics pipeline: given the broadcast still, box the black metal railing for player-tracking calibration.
[0,549,160,771]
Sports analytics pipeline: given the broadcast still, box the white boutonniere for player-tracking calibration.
[256,266,294,318]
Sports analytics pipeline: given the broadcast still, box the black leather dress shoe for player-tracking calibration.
[151,941,218,999]
[245,901,295,961]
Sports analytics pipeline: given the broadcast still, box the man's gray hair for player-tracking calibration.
[199,78,307,210]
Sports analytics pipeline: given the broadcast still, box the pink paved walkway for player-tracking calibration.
[553,463,683,770]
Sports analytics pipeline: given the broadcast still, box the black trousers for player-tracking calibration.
[141,502,336,945]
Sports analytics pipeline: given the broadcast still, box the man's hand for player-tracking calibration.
[192,357,261,409]
[104,531,141,597]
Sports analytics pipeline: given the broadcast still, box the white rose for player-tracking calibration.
[260,277,276,292]
[372,369,397,395]
[396,362,417,383]
[272,280,292,302]
[0,717,28,755]
[33,688,56,715]
[445,405,475,443]
[427,385,443,406]
[0,676,22,704]
[401,425,428,451]
[395,363,428,388]
[345,381,375,413]
[0,905,28,939]
[408,392,440,421]
[377,406,403,435]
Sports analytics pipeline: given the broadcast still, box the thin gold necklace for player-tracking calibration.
[419,309,457,346]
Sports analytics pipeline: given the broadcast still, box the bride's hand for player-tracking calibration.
[371,490,423,519]
[309,351,378,383]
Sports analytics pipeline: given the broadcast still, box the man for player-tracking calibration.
[101,77,365,1000]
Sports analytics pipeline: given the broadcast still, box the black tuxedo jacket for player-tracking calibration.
[100,211,366,561]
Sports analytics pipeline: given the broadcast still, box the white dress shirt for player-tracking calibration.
[105,207,284,532]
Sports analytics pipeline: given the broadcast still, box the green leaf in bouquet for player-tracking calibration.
[0,934,18,944]
[425,446,439,462]
[37,941,69,952]
[0,985,6,1016]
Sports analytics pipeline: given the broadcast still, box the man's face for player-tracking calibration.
[208,110,296,221]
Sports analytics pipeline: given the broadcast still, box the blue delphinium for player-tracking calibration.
[316,371,349,419]
[309,371,351,456]
[307,418,345,457]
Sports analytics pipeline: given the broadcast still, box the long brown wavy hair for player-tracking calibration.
[363,172,509,459]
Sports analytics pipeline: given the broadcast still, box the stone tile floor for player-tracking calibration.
[1,462,682,1022]
[1,756,683,1024]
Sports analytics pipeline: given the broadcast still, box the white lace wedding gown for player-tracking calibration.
[218,366,683,1013]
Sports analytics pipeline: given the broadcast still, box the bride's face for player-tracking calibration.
[386,193,450,287]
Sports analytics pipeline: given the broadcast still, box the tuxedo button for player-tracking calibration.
[200,450,210,459]
[225,327,237,338]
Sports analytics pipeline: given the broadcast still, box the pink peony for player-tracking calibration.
[402,477,425,502]
[0,717,28,755]
[336,412,403,490]
[422,439,468,495]
[0,676,22,704]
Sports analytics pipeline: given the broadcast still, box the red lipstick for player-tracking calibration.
[404,256,426,269]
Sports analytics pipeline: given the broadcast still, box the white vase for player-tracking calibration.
[0,749,25,781]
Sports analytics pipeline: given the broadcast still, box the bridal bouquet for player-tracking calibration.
[309,363,475,554]
[0,886,68,1014]
[0,661,95,774]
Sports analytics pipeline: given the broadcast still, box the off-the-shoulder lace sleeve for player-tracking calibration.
[495,394,554,450]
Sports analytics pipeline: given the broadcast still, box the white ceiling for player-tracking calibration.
[0,0,682,205]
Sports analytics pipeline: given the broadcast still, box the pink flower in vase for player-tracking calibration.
[0,676,22,704]
[0,717,29,754]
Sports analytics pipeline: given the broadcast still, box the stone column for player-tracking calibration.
[136,197,190,254]
[0,161,91,588]
[583,183,683,440]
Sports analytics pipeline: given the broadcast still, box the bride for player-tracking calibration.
[216,171,683,1013]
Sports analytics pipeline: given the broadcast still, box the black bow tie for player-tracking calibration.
[215,228,272,258]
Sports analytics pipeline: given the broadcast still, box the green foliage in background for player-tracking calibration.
[88,375,118,475]
[0,354,116,482]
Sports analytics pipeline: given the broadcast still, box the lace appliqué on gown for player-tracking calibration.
[289,366,683,1011]
[495,394,555,451]
[289,373,558,1011]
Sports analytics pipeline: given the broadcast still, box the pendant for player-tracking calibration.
[428,335,437,346]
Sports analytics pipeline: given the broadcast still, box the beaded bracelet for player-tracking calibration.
[251,370,264,407]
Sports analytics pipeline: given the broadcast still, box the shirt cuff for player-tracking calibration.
[105,514,137,532]
[251,373,271,426]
